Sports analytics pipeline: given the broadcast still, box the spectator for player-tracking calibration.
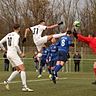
[3,52,10,71]
[73,51,81,72]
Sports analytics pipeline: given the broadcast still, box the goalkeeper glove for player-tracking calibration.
[73,29,78,39]
[22,38,26,43]
[58,21,63,25]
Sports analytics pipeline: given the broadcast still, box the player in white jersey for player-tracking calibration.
[22,20,66,56]
[0,24,33,92]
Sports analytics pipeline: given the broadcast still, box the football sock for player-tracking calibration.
[7,71,19,83]
[48,67,51,74]
[94,68,96,75]
[54,64,63,73]
[53,33,66,38]
[20,71,27,88]
[39,66,42,75]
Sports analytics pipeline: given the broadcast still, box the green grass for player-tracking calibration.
[0,72,96,96]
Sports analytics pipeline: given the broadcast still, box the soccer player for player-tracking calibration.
[46,38,58,79]
[22,20,66,56]
[52,30,74,84]
[38,45,49,78]
[73,30,96,84]
[0,24,33,92]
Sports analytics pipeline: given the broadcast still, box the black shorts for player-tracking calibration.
[57,51,67,62]
[40,60,46,67]
[48,61,56,67]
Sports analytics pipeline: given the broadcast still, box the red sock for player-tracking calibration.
[94,68,96,75]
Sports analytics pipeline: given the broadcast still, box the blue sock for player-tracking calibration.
[54,64,62,73]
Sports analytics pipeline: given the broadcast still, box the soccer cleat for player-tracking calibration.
[43,70,46,72]
[49,74,52,79]
[52,72,56,84]
[56,77,59,80]
[38,75,42,78]
[22,87,34,92]
[92,80,96,85]
[4,80,10,90]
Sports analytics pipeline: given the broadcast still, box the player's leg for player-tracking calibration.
[38,60,45,78]
[18,64,34,92]
[4,57,20,90]
[92,62,96,84]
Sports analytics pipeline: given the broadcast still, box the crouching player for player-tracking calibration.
[52,30,74,84]
[46,38,58,79]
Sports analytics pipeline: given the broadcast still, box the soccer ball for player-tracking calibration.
[73,20,80,27]
[37,53,42,58]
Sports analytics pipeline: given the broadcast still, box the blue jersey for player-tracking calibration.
[57,35,72,53]
[47,44,58,61]
[41,48,49,61]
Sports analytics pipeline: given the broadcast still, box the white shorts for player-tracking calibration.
[34,36,48,51]
[7,52,23,67]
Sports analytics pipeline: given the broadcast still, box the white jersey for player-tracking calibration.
[0,32,21,54]
[30,24,47,43]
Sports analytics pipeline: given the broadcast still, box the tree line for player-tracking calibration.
[0,0,96,46]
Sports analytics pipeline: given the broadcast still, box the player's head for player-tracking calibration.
[39,20,45,25]
[66,30,72,36]
[13,23,20,32]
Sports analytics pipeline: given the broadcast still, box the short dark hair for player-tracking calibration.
[13,24,20,29]
[67,30,72,35]
[39,20,45,24]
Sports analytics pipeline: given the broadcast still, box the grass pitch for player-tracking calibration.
[0,72,96,96]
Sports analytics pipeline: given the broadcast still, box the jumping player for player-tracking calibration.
[22,20,66,56]
[73,30,96,84]
[52,30,74,84]
[0,24,33,92]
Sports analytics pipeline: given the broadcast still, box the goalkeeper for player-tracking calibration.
[73,21,96,84]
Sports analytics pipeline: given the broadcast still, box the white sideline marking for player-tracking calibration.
[0,77,93,85]
[0,78,68,85]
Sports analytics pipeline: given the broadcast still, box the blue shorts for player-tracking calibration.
[57,51,67,62]
[48,61,56,67]
[40,60,46,67]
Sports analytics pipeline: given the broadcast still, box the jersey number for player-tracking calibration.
[61,39,65,46]
[33,28,38,34]
[8,37,12,46]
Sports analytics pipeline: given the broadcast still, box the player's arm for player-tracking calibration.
[46,21,63,29]
[77,34,90,43]
[73,29,90,43]
[0,36,7,52]
[15,37,25,57]
[22,28,31,43]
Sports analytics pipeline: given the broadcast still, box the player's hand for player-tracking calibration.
[22,38,26,43]
[58,21,63,25]
[70,43,74,47]
[73,28,78,39]
[20,53,25,58]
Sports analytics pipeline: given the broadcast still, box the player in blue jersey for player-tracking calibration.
[52,30,74,84]
[46,38,58,79]
[38,45,49,78]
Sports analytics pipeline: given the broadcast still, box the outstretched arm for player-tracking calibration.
[46,21,63,29]
[77,34,91,44]
[22,28,30,43]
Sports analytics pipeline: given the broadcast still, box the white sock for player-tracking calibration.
[53,32,67,38]
[7,71,19,83]
[20,71,27,88]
